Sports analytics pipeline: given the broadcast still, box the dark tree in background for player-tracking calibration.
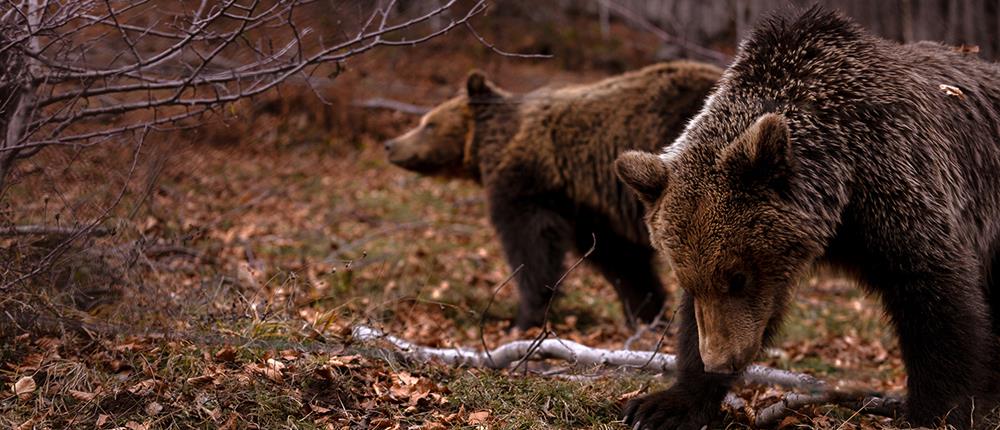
[581,0,1000,62]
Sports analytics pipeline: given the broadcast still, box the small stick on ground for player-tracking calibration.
[753,391,903,427]
[623,301,669,351]
[0,225,115,237]
[353,98,431,115]
[629,306,679,370]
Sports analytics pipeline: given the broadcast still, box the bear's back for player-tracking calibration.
[504,61,721,244]
[880,41,1000,254]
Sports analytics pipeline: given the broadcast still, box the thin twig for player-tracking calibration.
[513,233,596,372]
[464,22,552,59]
[631,306,679,370]
[623,300,671,351]
[478,264,524,367]
[598,0,730,65]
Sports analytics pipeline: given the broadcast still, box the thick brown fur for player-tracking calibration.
[617,6,1000,430]
[385,62,721,329]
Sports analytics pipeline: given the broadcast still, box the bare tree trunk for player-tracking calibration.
[901,0,914,43]
[734,0,749,43]
[584,0,1000,59]
[598,0,610,39]
[0,0,42,191]
[996,0,1000,57]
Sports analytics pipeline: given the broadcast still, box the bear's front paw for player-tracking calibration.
[623,386,719,430]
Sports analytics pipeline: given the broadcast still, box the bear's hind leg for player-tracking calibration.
[578,230,666,327]
[982,244,1000,417]
[488,195,572,331]
[986,245,1000,336]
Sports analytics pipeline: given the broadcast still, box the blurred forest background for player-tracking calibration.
[582,0,1000,59]
[1,1,997,429]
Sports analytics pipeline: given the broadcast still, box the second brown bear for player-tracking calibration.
[385,62,721,329]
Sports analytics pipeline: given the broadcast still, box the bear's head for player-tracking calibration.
[615,113,815,375]
[384,71,505,178]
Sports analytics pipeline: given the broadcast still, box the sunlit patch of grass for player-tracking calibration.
[555,275,628,331]
[448,370,653,429]
[784,356,842,376]
[768,277,902,387]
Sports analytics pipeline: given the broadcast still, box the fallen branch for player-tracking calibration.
[464,22,553,59]
[144,245,203,260]
[353,97,431,115]
[352,325,903,425]
[752,391,903,427]
[0,224,114,237]
[353,324,820,389]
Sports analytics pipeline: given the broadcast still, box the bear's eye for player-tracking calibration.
[728,272,748,294]
[424,122,438,130]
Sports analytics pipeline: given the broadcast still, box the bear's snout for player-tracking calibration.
[701,355,741,375]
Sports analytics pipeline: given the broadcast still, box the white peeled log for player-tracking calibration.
[352,325,903,426]
[352,325,823,390]
[353,324,675,369]
[752,391,903,427]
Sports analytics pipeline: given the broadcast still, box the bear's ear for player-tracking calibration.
[615,151,670,205]
[721,113,794,185]
[466,70,500,100]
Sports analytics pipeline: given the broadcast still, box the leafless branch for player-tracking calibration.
[597,0,730,65]
[1,125,148,291]
[751,391,903,427]
[478,264,523,367]
[0,0,490,189]
[464,22,552,59]
[628,306,678,370]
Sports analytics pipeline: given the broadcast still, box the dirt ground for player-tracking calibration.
[0,6,958,429]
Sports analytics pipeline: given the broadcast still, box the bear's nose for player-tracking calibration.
[383,139,395,152]
[703,359,738,376]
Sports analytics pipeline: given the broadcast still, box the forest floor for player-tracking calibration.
[0,136,915,429]
[0,7,980,429]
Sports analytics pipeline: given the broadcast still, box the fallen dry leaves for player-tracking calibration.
[388,371,449,410]
[69,389,97,401]
[940,83,966,99]
[13,376,35,400]
[467,410,490,425]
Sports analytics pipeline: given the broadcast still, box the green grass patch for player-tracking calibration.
[448,370,654,429]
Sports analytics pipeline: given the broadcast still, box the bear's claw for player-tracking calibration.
[622,387,718,430]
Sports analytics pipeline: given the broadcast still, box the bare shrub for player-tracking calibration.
[0,0,487,289]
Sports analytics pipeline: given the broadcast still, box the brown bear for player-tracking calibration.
[385,62,721,330]
[616,7,1000,429]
